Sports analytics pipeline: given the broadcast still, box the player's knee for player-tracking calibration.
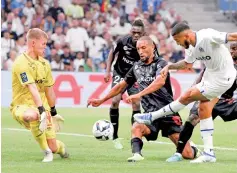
[180,90,196,104]
[23,110,38,122]
[111,98,120,108]
[187,114,200,126]
[131,123,143,134]
[131,100,140,111]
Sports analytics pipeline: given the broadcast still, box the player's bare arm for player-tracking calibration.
[27,83,44,107]
[27,83,47,131]
[168,60,193,70]
[227,32,237,42]
[45,86,56,107]
[126,75,167,103]
[160,60,192,78]
[88,80,128,107]
[104,49,116,83]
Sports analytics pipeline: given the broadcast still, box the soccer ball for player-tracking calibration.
[92,120,114,141]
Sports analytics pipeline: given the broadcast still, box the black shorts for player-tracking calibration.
[144,114,182,141]
[190,100,237,122]
[111,70,139,96]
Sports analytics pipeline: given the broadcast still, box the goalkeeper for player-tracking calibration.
[10,28,68,162]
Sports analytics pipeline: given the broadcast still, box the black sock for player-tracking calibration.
[110,108,119,140]
[131,137,143,154]
[176,121,195,154]
[131,110,141,125]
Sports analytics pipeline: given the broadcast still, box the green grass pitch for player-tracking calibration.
[1,107,237,173]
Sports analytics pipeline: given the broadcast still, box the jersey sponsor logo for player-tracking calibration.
[35,78,47,84]
[20,72,28,83]
[122,57,134,65]
[196,56,211,60]
[123,46,132,51]
[137,76,156,83]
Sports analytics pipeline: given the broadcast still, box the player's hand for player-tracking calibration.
[87,99,104,107]
[126,94,141,104]
[38,106,47,132]
[39,111,47,132]
[104,72,111,83]
[160,66,169,78]
[52,114,64,132]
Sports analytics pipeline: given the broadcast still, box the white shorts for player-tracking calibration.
[196,72,236,100]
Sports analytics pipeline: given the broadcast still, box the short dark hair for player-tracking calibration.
[132,19,145,28]
[171,21,190,36]
[138,36,153,45]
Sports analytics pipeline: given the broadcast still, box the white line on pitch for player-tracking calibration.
[2,127,237,151]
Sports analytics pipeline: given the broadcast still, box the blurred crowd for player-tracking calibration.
[1,0,189,72]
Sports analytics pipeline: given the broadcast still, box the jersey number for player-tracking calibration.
[114,75,124,84]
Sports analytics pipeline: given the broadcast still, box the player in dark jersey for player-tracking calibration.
[88,36,197,162]
[103,19,146,149]
[166,42,237,162]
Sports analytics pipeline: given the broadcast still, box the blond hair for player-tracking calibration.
[26,28,48,41]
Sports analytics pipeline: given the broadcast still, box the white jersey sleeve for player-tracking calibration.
[207,29,228,44]
[184,46,196,63]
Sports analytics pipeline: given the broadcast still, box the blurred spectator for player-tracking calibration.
[3,49,17,71]
[110,17,132,36]
[125,0,137,16]
[61,45,74,71]
[78,65,84,72]
[47,0,64,21]
[33,6,45,29]
[55,12,68,29]
[51,53,64,71]
[15,36,27,56]
[97,61,106,72]
[42,13,55,33]
[1,21,18,40]
[96,15,106,36]
[11,8,24,36]
[65,18,89,53]
[73,52,85,71]
[65,0,84,18]
[86,30,107,72]
[82,11,93,27]
[109,8,120,27]
[1,31,15,61]
[51,25,66,46]
[23,0,36,27]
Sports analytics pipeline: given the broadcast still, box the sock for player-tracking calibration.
[110,108,119,140]
[191,146,198,158]
[151,100,186,121]
[55,140,65,155]
[131,137,143,154]
[200,117,214,156]
[30,120,50,151]
[176,121,195,154]
[131,110,141,125]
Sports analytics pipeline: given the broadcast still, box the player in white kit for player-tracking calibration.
[133,21,237,163]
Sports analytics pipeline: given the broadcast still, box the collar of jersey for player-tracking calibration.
[23,53,45,63]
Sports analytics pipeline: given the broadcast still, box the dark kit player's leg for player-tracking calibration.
[166,102,201,162]
[127,83,141,124]
[110,71,124,149]
[127,122,158,162]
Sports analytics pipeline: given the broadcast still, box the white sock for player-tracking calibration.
[151,100,186,121]
[200,117,214,156]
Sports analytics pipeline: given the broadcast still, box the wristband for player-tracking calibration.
[50,106,57,116]
[38,106,45,115]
